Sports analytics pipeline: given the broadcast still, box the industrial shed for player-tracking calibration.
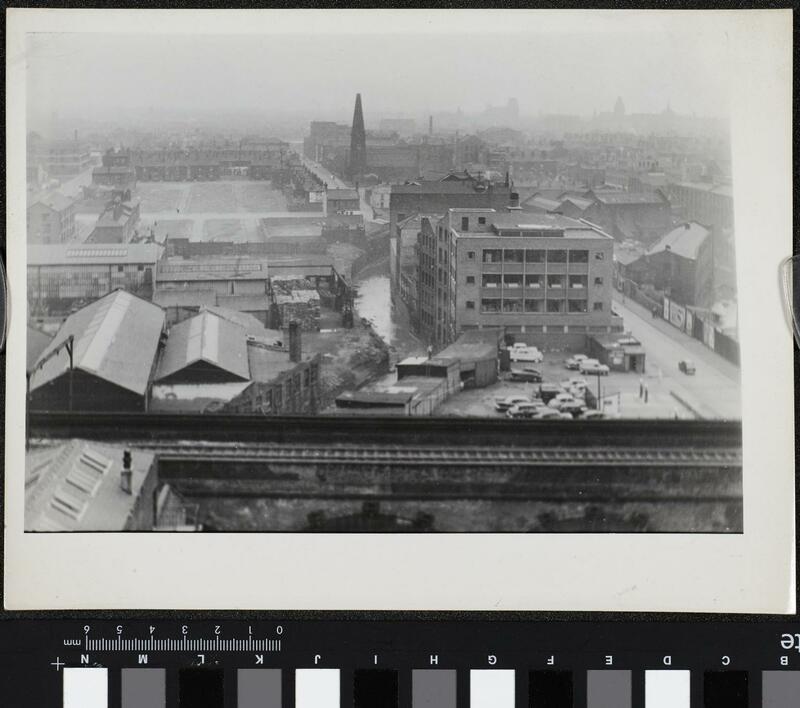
[155,311,251,385]
[28,290,166,412]
[437,330,501,388]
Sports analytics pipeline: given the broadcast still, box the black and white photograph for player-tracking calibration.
[4,8,794,611]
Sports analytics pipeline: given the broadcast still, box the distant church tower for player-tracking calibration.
[614,96,626,117]
[349,93,367,178]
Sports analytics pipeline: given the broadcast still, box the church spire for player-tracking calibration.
[349,93,367,178]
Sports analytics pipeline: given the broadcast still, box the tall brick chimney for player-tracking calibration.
[289,320,302,363]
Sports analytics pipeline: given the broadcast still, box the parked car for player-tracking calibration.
[579,359,610,376]
[580,410,606,420]
[549,392,578,409]
[506,401,549,419]
[679,359,696,375]
[560,377,589,391]
[564,354,588,370]
[538,383,564,403]
[509,343,544,362]
[559,400,589,417]
[508,367,543,383]
[494,395,530,412]
[533,408,574,420]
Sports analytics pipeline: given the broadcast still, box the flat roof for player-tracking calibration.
[437,340,498,362]
[455,213,613,240]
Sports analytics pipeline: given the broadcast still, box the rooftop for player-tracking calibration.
[156,257,270,282]
[647,221,710,261]
[27,326,53,370]
[30,290,165,395]
[522,194,562,212]
[437,340,498,363]
[452,211,613,240]
[156,311,250,383]
[25,440,156,532]
[591,191,667,206]
[152,289,218,309]
[28,243,161,267]
[246,343,309,383]
[326,188,360,201]
[391,181,512,196]
[675,181,733,198]
[29,191,74,213]
[201,306,282,341]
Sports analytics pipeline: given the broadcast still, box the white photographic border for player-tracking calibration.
[4,8,795,612]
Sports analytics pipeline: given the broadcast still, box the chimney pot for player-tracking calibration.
[289,320,302,363]
[120,449,133,494]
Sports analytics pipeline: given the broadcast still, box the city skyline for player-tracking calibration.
[25,27,732,136]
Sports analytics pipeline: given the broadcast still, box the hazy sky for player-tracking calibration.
[25,26,731,130]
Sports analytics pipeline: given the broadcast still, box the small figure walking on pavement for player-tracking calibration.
[639,377,644,399]
[644,386,649,404]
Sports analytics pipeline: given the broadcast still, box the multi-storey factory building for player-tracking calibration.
[417,208,622,348]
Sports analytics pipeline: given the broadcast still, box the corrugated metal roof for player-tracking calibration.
[30,290,165,395]
[156,257,269,282]
[152,289,217,308]
[28,243,161,266]
[25,440,156,531]
[593,192,666,205]
[156,311,250,383]
[647,222,710,261]
[201,306,273,335]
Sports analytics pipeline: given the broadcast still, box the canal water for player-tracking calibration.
[354,275,424,360]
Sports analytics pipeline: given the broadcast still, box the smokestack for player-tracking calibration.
[429,115,433,135]
[120,449,132,494]
[289,320,302,363]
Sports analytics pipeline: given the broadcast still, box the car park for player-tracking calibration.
[560,377,589,391]
[533,408,573,420]
[549,392,577,408]
[679,359,696,375]
[494,395,530,412]
[579,359,610,376]
[564,354,588,370]
[506,401,549,419]
[508,367,543,383]
[538,383,564,404]
[558,400,588,417]
[508,343,544,363]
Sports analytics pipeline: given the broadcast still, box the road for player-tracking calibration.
[298,154,350,190]
[613,293,741,419]
[297,154,377,220]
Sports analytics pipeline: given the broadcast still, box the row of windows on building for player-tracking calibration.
[476,248,604,264]
[467,274,604,288]
[229,364,319,414]
[467,299,605,314]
